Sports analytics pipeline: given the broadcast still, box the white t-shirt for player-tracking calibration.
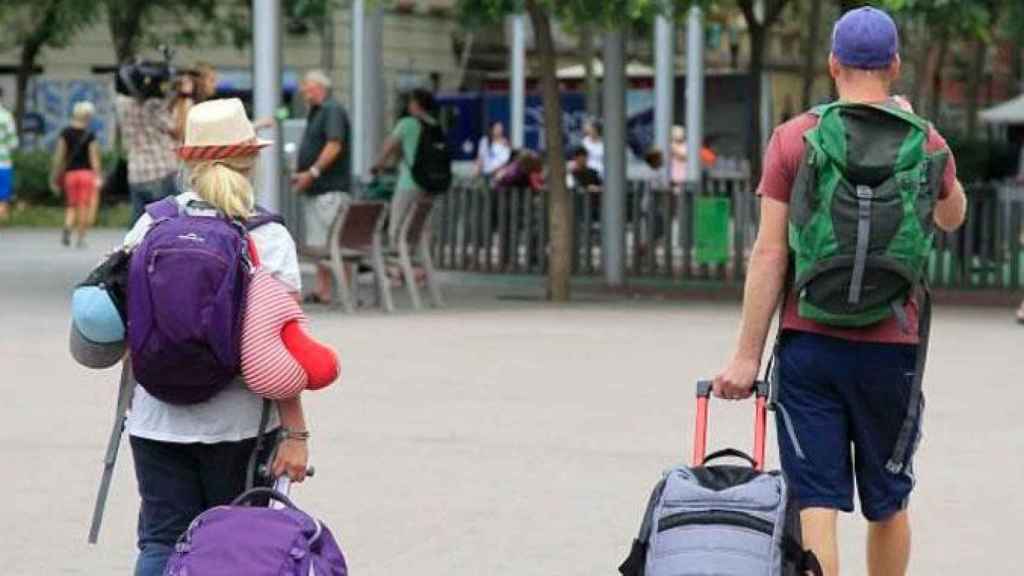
[123,192,301,443]
[477,137,511,176]
[582,136,604,177]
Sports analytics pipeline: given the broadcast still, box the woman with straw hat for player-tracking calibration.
[51,101,102,248]
[120,98,311,576]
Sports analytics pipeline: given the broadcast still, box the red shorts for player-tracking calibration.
[65,170,97,208]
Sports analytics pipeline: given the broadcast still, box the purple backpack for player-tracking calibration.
[127,197,281,405]
[163,488,348,576]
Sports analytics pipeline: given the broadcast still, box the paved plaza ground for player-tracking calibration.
[2,228,1021,574]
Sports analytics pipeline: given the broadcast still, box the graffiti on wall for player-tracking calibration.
[23,78,115,150]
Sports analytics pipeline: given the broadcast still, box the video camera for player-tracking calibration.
[116,46,177,100]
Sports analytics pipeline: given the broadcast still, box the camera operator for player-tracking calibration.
[169,62,221,143]
[115,60,180,224]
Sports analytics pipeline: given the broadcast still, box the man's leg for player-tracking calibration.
[303,192,346,302]
[389,187,419,247]
[801,507,839,576]
[867,510,911,576]
[775,333,856,576]
[161,172,179,200]
[130,183,147,224]
[847,342,919,576]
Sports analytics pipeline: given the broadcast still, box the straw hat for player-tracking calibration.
[177,98,271,160]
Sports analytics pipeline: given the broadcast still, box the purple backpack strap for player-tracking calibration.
[145,197,180,221]
[244,205,285,231]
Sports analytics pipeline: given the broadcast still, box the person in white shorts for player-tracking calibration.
[292,69,351,304]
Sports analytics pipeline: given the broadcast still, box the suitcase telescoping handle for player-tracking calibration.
[693,380,769,471]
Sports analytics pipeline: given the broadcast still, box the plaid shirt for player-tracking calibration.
[0,105,18,167]
[116,95,178,184]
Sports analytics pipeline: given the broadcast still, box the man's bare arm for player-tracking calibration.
[934,179,966,232]
[713,196,790,398]
[371,136,401,171]
[312,140,342,174]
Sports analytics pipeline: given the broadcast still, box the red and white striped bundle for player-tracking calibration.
[240,270,310,399]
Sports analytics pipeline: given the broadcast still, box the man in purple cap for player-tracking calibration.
[713,6,966,575]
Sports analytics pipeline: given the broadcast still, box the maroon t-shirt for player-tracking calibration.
[759,112,958,344]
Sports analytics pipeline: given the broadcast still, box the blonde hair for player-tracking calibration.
[72,101,95,123]
[185,156,256,220]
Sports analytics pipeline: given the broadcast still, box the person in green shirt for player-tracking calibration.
[371,88,439,244]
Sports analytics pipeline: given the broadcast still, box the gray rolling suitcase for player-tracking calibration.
[619,381,822,576]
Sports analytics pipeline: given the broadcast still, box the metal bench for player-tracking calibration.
[300,200,393,313]
[389,197,442,310]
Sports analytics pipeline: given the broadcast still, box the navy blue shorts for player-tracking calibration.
[775,331,922,521]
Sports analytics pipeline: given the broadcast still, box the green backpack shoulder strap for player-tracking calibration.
[807,101,931,172]
[808,99,930,129]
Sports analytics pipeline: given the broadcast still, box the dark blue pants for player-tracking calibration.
[130,173,178,225]
[130,434,274,576]
[775,331,921,522]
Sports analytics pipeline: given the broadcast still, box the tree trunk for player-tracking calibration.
[747,23,766,185]
[13,44,41,134]
[800,0,823,109]
[525,0,570,302]
[107,0,149,62]
[580,26,599,117]
[964,39,987,140]
[909,24,930,113]
[927,28,950,124]
[12,2,54,134]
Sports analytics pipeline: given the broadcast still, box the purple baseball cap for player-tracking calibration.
[832,6,899,70]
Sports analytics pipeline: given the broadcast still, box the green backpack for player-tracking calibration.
[788,101,949,327]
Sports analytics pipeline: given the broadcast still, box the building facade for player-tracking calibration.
[0,3,461,150]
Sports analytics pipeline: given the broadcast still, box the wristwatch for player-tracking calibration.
[309,166,321,179]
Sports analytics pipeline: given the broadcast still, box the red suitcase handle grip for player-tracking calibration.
[693,380,769,471]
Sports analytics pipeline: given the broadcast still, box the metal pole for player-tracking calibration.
[351,2,383,185]
[253,0,282,211]
[366,7,384,170]
[510,14,526,149]
[351,0,366,178]
[686,6,705,187]
[654,11,675,184]
[603,30,626,286]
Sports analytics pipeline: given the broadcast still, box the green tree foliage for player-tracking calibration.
[877,0,1014,133]
[102,0,339,63]
[0,0,98,130]
[732,0,794,182]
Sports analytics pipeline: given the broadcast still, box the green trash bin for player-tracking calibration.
[694,196,731,265]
